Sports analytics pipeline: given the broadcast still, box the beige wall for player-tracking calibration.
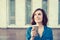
[48,0,59,28]
[0,0,7,27]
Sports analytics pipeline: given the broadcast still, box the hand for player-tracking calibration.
[30,37,34,40]
[31,26,37,37]
[30,28,37,40]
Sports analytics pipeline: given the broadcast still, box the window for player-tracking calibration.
[9,0,15,25]
[42,0,48,13]
[58,0,60,24]
[25,0,31,25]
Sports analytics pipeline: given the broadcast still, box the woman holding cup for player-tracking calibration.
[26,8,53,40]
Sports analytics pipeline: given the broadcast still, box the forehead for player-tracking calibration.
[35,10,42,14]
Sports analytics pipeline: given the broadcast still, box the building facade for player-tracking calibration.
[0,0,60,28]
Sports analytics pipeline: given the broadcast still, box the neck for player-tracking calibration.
[36,22,43,28]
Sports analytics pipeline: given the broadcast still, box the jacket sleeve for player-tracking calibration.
[46,28,53,40]
[26,27,31,40]
[50,28,53,40]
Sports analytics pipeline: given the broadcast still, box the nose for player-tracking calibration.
[36,15,39,17]
[35,16,39,19]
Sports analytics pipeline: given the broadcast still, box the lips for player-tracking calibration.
[36,18,40,20]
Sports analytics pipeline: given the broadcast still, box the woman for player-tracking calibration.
[26,8,53,40]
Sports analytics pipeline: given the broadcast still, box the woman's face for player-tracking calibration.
[34,10,43,23]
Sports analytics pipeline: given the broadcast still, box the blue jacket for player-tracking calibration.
[26,26,53,40]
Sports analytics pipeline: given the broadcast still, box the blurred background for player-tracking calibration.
[0,0,60,40]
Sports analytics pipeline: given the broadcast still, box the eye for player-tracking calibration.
[38,13,41,15]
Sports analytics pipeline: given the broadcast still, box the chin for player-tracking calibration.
[35,20,42,23]
[36,21,42,23]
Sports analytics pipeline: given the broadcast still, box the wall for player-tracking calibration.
[0,28,60,40]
